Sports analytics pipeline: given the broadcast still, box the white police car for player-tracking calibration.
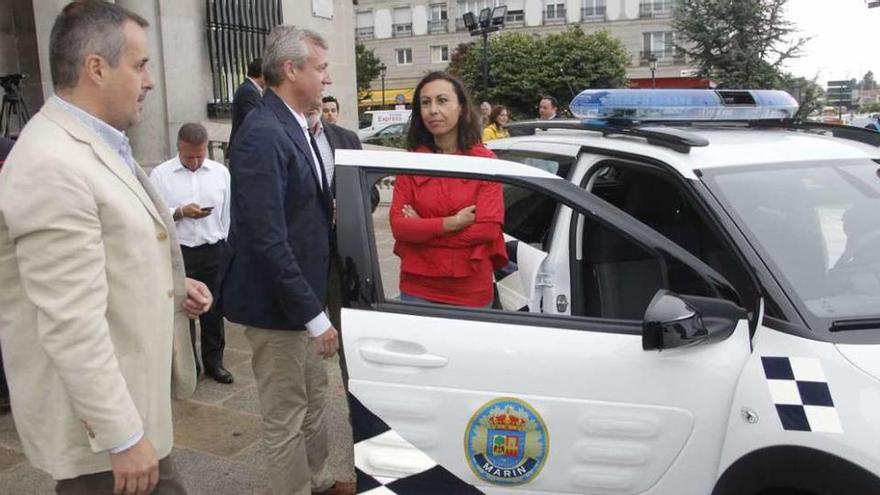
[334,89,880,494]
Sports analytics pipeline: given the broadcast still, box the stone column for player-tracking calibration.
[116,0,172,170]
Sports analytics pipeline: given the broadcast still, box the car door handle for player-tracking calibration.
[359,341,448,368]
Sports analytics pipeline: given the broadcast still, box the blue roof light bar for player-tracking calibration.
[569,89,799,122]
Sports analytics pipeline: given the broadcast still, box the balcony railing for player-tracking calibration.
[428,19,448,33]
[639,49,685,65]
[393,23,413,37]
[543,8,567,24]
[505,17,525,27]
[639,2,673,18]
[581,6,606,21]
[355,26,374,40]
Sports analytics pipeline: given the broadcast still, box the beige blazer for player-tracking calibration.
[0,98,197,480]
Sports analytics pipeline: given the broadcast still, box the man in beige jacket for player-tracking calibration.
[0,2,211,494]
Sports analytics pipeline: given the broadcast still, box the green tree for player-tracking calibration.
[356,43,383,100]
[780,73,824,119]
[859,71,877,90]
[448,27,629,117]
[673,0,808,88]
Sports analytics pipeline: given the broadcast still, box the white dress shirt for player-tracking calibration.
[53,95,137,175]
[148,156,231,247]
[282,103,332,337]
[311,120,335,186]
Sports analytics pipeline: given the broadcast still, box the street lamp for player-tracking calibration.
[379,63,387,108]
[648,53,658,89]
[462,5,507,92]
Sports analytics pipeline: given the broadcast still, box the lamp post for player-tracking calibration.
[379,63,387,108]
[462,6,507,93]
[648,54,658,89]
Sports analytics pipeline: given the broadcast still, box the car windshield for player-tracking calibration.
[704,159,880,330]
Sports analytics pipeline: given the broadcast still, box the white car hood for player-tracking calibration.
[836,344,880,382]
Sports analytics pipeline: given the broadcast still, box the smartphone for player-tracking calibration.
[200,206,215,212]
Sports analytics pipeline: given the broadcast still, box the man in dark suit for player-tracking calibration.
[218,26,350,495]
[538,95,561,120]
[228,58,264,153]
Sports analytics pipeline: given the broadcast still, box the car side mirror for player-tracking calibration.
[642,289,747,351]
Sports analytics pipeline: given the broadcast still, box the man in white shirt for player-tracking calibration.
[150,123,233,384]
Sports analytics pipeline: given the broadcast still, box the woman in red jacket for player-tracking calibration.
[390,72,508,307]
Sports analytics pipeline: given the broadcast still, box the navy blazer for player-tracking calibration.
[228,79,262,152]
[219,89,333,331]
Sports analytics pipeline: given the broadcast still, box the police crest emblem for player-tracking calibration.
[464,398,548,485]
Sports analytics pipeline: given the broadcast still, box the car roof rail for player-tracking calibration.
[505,119,709,154]
[749,120,880,147]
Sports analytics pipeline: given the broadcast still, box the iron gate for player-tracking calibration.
[206,0,282,117]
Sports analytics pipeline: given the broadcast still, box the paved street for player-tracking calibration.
[0,325,356,494]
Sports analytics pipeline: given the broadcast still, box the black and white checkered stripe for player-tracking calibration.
[761,356,842,433]
[350,394,484,494]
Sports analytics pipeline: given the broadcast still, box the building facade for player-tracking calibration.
[355,0,695,107]
[0,0,357,168]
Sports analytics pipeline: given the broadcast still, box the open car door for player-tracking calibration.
[335,150,751,495]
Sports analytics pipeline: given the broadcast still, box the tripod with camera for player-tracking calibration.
[0,74,30,139]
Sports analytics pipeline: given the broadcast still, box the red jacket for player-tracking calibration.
[390,144,508,306]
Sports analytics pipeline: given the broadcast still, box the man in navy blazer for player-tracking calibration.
[218,26,350,495]
[228,58,264,153]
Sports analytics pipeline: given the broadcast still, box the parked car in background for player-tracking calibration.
[361,122,408,148]
[358,109,411,141]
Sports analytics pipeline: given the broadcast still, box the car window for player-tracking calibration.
[586,162,754,310]
[367,170,717,325]
[493,150,575,247]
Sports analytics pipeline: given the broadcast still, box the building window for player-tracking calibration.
[544,1,566,23]
[431,45,449,63]
[639,0,674,18]
[641,31,682,65]
[505,9,525,24]
[396,48,413,65]
[581,0,605,21]
[429,3,449,32]
[206,0,282,115]
[393,7,413,37]
[356,11,374,40]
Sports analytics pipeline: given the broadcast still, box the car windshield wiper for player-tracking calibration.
[829,318,880,332]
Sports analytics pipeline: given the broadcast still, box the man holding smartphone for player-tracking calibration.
[150,123,234,384]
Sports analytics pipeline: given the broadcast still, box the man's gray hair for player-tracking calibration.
[49,1,149,90]
[177,123,208,145]
[262,26,327,87]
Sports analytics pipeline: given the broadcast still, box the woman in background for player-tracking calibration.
[482,105,510,142]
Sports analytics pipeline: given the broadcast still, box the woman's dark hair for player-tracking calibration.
[407,71,481,152]
[489,104,509,127]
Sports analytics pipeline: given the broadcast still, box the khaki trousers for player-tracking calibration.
[246,327,332,495]
[55,457,185,494]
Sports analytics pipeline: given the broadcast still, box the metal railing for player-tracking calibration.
[393,23,413,37]
[543,8,567,24]
[428,19,448,33]
[639,2,673,18]
[205,0,282,117]
[581,6,606,21]
[355,26,375,40]
[639,49,686,65]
